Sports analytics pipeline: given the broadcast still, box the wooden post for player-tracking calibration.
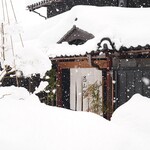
[106,71,113,120]
[1,23,5,61]
[56,64,63,107]
[106,58,113,120]
[75,81,77,111]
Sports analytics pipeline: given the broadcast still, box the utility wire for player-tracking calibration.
[9,0,24,47]
[9,0,17,22]
[5,0,10,24]
[2,0,6,21]
[5,0,19,87]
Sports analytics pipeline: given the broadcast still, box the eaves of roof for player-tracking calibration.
[50,44,150,60]
[27,0,61,11]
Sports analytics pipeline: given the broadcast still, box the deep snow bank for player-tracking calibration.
[0,87,149,150]
[112,94,150,141]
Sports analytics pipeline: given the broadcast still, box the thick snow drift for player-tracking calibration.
[0,86,149,150]
[112,94,150,142]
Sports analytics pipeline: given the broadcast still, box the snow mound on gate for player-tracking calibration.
[0,86,40,102]
[111,93,150,136]
[0,86,30,101]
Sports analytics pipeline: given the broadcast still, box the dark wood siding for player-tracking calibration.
[62,69,70,109]
[113,57,150,109]
[114,68,150,109]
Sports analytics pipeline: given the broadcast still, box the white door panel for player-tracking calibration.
[70,68,102,114]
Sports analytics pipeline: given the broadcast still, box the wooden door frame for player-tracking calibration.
[53,56,113,119]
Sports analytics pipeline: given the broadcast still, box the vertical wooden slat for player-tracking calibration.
[80,80,83,111]
[102,70,107,118]
[134,70,142,94]
[113,70,118,110]
[56,66,62,107]
[75,81,77,111]
[106,71,113,120]
[118,71,127,106]
[126,70,134,101]
[142,70,150,98]
[62,69,70,109]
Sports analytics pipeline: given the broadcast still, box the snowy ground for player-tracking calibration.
[0,4,150,149]
[0,86,149,150]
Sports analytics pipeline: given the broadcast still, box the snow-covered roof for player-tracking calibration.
[3,6,150,77]
[26,6,150,57]
[26,0,56,11]
[57,25,94,44]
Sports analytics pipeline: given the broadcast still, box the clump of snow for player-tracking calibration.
[0,86,31,101]
[34,81,48,94]
[0,86,150,150]
[142,77,150,86]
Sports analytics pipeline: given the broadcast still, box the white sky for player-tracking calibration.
[0,0,46,28]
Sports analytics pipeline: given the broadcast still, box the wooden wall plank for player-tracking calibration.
[58,60,108,69]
